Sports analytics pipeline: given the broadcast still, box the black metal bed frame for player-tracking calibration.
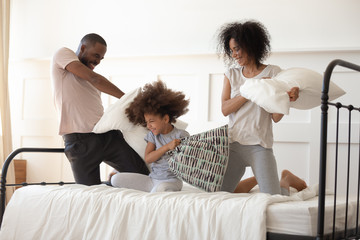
[0,59,360,239]
[0,148,66,227]
[317,59,360,240]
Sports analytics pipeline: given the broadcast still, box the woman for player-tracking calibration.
[216,20,305,195]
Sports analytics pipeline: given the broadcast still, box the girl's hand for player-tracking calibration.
[167,139,181,150]
[287,87,299,102]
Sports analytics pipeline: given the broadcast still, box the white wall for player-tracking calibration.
[9,0,360,59]
[7,0,360,190]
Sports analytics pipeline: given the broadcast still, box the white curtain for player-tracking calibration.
[1,0,15,203]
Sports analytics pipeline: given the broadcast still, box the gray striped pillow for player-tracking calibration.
[168,125,229,192]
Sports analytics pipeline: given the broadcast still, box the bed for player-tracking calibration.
[0,59,359,240]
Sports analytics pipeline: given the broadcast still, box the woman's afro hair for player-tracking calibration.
[125,80,189,127]
[216,19,271,67]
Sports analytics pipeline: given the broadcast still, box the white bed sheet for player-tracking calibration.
[0,184,358,240]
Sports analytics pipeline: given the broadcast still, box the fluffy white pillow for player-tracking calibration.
[93,87,142,133]
[240,78,291,114]
[93,87,188,159]
[122,127,148,160]
[240,68,346,114]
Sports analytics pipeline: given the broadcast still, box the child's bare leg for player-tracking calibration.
[234,176,257,193]
[280,170,307,192]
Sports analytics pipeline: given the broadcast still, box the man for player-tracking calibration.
[51,33,149,185]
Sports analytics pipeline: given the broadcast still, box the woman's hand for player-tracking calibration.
[272,87,299,122]
[287,87,299,102]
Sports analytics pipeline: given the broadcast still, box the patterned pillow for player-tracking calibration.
[168,125,229,192]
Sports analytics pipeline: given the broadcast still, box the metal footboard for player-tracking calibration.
[317,59,360,240]
[0,148,66,227]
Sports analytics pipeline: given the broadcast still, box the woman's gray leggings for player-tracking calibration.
[220,142,288,195]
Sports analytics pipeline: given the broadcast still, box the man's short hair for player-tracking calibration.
[81,33,107,47]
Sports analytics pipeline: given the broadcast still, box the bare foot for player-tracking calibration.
[280,170,307,192]
[108,170,118,183]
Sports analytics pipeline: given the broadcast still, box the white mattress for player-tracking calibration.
[0,183,358,240]
[267,192,359,236]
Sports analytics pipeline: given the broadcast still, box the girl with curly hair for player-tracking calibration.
[110,80,190,192]
[216,20,306,195]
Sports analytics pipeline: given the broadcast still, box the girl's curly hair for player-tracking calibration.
[125,80,189,127]
[216,20,271,67]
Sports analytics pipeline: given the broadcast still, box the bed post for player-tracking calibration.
[316,60,332,240]
[0,148,24,227]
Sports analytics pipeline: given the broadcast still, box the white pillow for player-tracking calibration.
[122,127,148,160]
[93,87,142,133]
[239,68,346,114]
[93,87,188,159]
